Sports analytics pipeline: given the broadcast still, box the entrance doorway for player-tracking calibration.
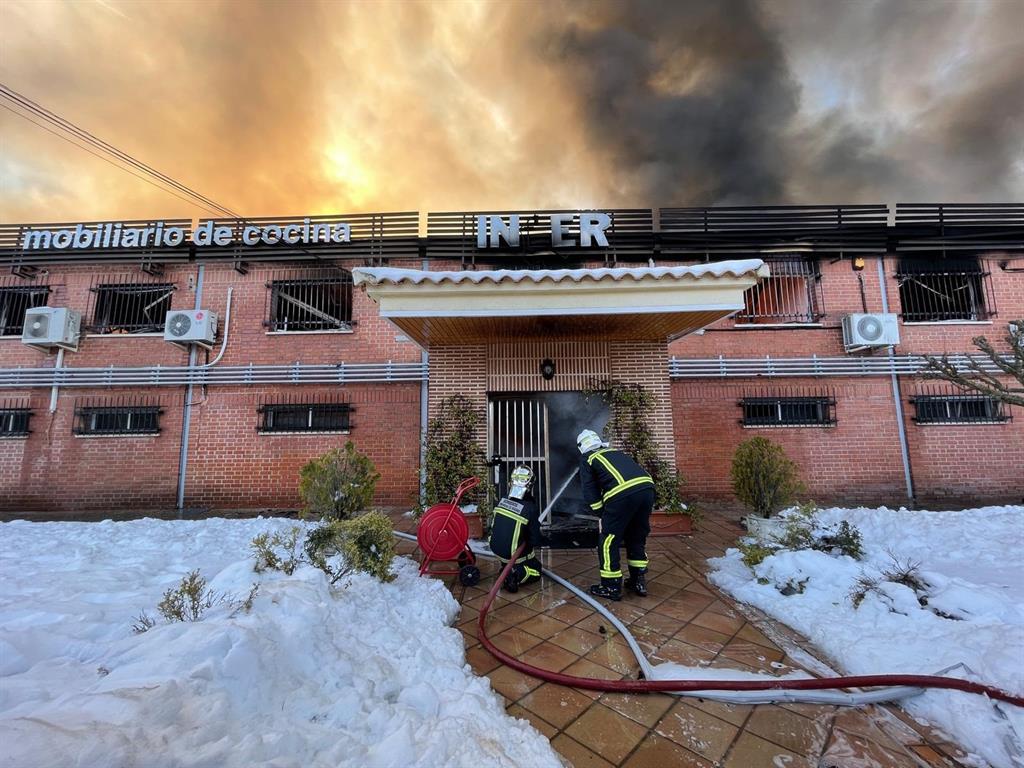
[487,391,609,531]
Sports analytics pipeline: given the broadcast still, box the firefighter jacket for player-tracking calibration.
[579,448,654,513]
[488,495,541,562]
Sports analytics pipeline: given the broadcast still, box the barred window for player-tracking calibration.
[736,257,823,324]
[912,394,1009,425]
[74,400,162,436]
[0,408,32,437]
[896,258,996,322]
[88,278,176,334]
[740,392,836,427]
[258,403,353,433]
[0,284,50,336]
[265,269,353,332]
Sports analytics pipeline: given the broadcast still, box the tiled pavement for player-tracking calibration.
[396,512,979,768]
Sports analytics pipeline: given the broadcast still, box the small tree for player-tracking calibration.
[299,441,380,521]
[423,394,485,508]
[730,436,804,518]
[922,320,1024,407]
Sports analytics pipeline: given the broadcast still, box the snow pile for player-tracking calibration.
[0,518,561,768]
[710,505,1024,768]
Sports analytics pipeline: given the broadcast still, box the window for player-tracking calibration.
[74,402,162,435]
[88,280,175,334]
[896,258,995,322]
[0,284,50,336]
[0,408,32,437]
[258,403,353,433]
[265,270,353,332]
[736,257,823,324]
[912,394,1009,425]
[740,393,836,427]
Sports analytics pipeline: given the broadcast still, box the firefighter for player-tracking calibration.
[576,428,655,601]
[488,465,543,593]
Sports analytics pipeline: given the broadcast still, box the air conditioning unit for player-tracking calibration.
[842,313,899,352]
[164,309,218,347]
[21,307,81,351]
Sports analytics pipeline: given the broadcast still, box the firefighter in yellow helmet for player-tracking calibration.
[576,429,654,601]
[488,465,543,592]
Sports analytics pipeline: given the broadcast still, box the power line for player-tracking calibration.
[0,83,240,219]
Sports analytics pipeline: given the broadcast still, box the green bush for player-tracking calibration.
[730,437,804,518]
[738,541,776,568]
[157,570,223,622]
[299,441,380,521]
[422,394,485,511]
[251,527,304,575]
[305,512,396,584]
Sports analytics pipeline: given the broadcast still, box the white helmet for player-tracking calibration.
[576,428,607,454]
[509,465,534,500]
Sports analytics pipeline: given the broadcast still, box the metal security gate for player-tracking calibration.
[488,396,552,523]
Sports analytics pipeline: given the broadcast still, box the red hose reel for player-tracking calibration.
[417,477,482,586]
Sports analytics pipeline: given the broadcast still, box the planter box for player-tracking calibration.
[743,515,786,542]
[649,511,694,537]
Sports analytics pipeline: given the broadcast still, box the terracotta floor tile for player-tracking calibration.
[910,744,957,767]
[821,729,923,768]
[631,610,684,637]
[680,579,714,597]
[685,696,753,727]
[719,638,786,667]
[777,701,836,720]
[831,708,912,753]
[744,704,829,757]
[550,733,615,768]
[505,703,558,738]
[517,682,594,729]
[606,600,650,625]
[690,608,745,636]
[650,637,718,665]
[464,644,501,676]
[562,657,624,698]
[703,599,742,618]
[485,664,543,702]
[623,733,714,768]
[654,701,739,763]
[584,638,639,675]
[722,731,813,768]
[672,623,732,652]
[733,621,778,649]
[490,626,544,656]
[648,571,694,590]
[520,640,580,673]
[547,601,593,626]
[517,612,571,640]
[549,625,606,656]
[598,691,676,728]
[489,601,539,626]
[564,702,650,765]
[576,613,620,636]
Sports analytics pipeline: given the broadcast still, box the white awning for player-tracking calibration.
[353,260,768,346]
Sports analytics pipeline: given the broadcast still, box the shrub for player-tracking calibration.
[422,394,485,510]
[730,437,804,518]
[818,520,864,560]
[131,611,157,634]
[299,441,380,521]
[157,570,223,622]
[305,512,396,584]
[251,527,304,575]
[849,574,880,608]
[738,541,776,568]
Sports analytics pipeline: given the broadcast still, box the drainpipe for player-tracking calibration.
[419,255,429,503]
[877,257,915,502]
[176,264,204,514]
[48,348,64,413]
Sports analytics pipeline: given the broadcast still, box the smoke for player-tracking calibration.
[0,0,1021,222]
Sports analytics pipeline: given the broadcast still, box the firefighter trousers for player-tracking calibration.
[597,486,655,583]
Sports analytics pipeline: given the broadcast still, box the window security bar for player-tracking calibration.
[87,276,176,334]
[911,393,1010,425]
[0,408,32,436]
[258,402,354,433]
[265,270,353,332]
[739,390,836,427]
[0,284,50,336]
[896,258,996,322]
[735,257,824,324]
[73,398,163,435]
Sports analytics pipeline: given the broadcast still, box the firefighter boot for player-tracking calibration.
[626,567,648,597]
[503,564,523,593]
[589,577,622,602]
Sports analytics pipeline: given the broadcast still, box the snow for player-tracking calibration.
[709,505,1024,768]
[0,518,562,768]
[352,259,767,287]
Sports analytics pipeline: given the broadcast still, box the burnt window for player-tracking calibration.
[0,408,32,437]
[265,269,353,332]
[0,284,50,336]
[896,258,995,322]
[88,279,176,334]
[740,393,836,427]
[736,257,824,324]
[912,394,1009,425]
[258,403,353,433]
[73,402,162,435]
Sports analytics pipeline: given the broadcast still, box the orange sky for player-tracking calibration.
[1,0,1022,224]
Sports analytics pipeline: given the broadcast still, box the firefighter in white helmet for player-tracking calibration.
[488,465,543,593]
[576,428,655,601]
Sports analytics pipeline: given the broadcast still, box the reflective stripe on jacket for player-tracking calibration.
[579,448,654,512]
[488,497,540,562]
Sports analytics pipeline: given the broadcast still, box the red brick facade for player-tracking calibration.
[2,253,1021,513]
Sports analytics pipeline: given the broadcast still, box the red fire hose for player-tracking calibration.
[476,546,1024,707]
